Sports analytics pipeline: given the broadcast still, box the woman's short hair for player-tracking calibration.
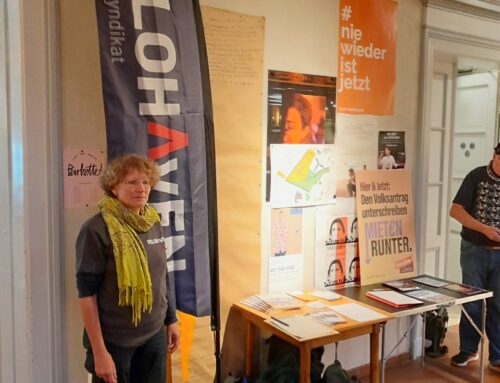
[328,259,344,277]
[100,154,160,196]
[291,93,312,128]
[329,217,346,238]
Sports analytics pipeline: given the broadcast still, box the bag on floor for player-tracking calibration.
[322,360,357,383]
[425,307,449,358]
[256,335,324,383]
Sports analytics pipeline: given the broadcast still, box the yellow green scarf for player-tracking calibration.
[98,196,160,326]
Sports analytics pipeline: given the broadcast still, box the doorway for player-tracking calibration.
[447,67,499,282]
[418,32,500,282]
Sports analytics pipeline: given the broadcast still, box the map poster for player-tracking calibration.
[314,205,359,289]
[270,144,336,208]
[355,169,417,285]
[268,208,304,293]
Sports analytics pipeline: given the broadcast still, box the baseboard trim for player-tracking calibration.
[347,352,410,380]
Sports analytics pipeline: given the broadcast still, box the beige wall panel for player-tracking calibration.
[202,6,264,323]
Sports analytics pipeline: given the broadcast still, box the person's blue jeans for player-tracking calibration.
[459,240,500,363]
[85,328,167,383]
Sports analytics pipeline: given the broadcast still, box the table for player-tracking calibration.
[233,295,391,383]
[336,275,493,383]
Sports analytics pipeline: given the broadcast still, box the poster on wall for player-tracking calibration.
[268,208,304,293]
[270,144,336,208]
[63,149,104,209]
[355,170,417,285]
[266,70,337,200]
[335,155,376,199]
[378,131,406,169]
[314,206,360,289]
[337,0,397,115]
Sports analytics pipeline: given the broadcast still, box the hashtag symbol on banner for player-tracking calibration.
[341,5,352,21]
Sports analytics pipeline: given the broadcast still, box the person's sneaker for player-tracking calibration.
[450,351,479,366]
[489,363,500,373]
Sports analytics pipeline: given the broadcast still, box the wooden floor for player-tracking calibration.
[379,324,500,383]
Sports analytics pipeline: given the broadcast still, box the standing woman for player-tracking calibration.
[76,154,179,383]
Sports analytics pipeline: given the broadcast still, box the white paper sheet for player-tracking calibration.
[329,302,387,322]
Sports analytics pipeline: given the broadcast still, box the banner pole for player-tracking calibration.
[192,1,221,382]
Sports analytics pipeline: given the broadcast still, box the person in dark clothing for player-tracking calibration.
[76,154,179,383]
[449,143,500,373]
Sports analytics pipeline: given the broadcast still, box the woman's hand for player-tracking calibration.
[167,322,180,353]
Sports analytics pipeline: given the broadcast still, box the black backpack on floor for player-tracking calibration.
[425,307,449,358]
[256,335,325,383]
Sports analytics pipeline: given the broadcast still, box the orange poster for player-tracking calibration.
[337,0,397,115]
[355,170,416,285]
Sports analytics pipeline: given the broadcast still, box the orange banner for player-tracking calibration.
[337,0,397,115]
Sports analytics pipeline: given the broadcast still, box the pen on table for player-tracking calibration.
[270,316,289,327]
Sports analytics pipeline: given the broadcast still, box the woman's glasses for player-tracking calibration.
[123,179,151,187]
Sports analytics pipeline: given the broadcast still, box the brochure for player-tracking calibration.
[444,283,482,295]
[412,276,449,288]
[405,289,453,303]
[365,289,423,308]
[382,279,421,292]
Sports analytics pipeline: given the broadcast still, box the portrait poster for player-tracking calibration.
[63,149,104,209]
[378,131,405,169]
[270,144,336,208]
[314,206,360,289]
[266,70,336,200]
[355,170,417,285]
[337,0,397,115]
[268,208,304,293]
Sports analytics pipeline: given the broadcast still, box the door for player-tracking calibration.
[446,71,498,282]
[422,61,453,277]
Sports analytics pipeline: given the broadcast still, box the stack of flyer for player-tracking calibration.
[308,310,346,325]
[240,293,301,313]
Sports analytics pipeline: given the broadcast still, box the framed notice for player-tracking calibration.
[355,170,417,285]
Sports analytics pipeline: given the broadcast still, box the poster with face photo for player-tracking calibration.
[266,70,337,200]
[314,205,359,289]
